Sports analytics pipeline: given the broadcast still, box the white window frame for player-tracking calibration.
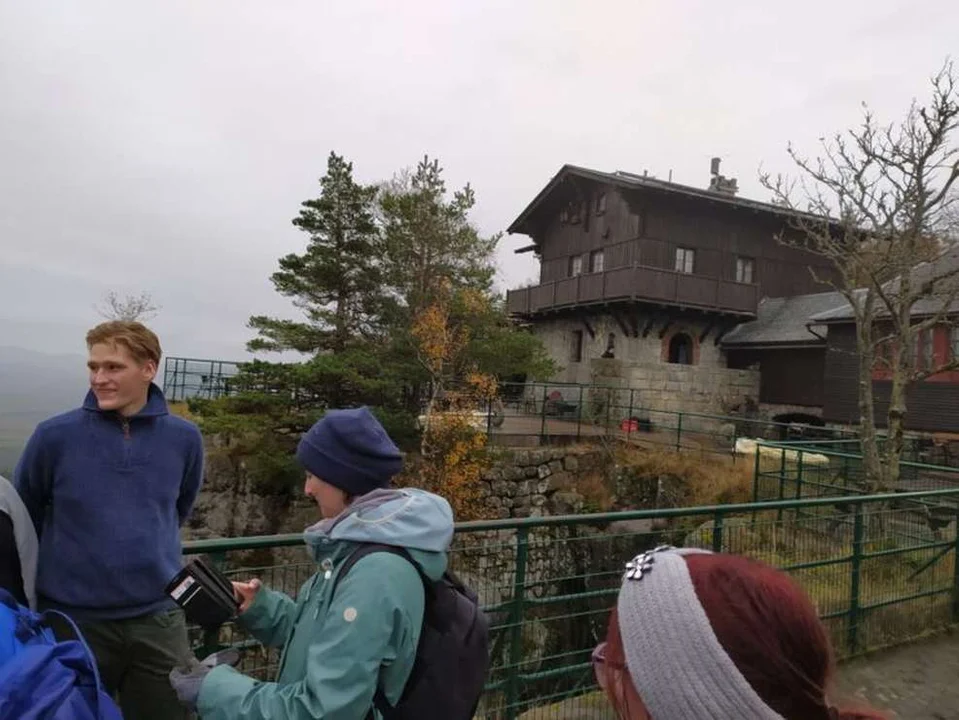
[570,255,584,277]
[590,250,604,273]
[736,256,755,284]
[675,247,695,274]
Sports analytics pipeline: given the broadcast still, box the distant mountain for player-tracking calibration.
[0,346,88,475]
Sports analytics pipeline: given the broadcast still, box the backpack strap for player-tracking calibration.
[39,608,112,717]
[330,544,429,597]
[330,544,430,720]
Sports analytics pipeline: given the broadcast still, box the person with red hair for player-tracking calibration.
[592,546,887,719]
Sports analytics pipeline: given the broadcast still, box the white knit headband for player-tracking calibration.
[616,546,785,719]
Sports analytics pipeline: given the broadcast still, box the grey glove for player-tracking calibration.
[169,648,241,709]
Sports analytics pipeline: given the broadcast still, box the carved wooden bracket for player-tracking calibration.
[612,312,631,338]
[579,316,596,339]
[641,316,657,338]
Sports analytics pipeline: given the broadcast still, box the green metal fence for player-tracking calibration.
[183,487,959,720]
[162,357,241,401]
[162,355,857,457]
[751,440,959,504]
[487,382,855,456]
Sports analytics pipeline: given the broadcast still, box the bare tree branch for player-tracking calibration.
[760,58,959,490]
[96,291,160,322]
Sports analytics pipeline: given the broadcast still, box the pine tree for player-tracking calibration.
[378,155,498,322]
[248,152,383,354]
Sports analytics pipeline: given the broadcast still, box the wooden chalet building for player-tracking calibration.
[505,161,842,421]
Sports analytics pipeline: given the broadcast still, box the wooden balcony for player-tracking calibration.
[506,265,758,316]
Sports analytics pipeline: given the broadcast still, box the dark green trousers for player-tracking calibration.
[61,609,195,720]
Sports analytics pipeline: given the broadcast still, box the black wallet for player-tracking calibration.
[165,557,240,627]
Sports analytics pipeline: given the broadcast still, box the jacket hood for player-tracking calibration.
[0,475,38,610]
[304,488,454,581]
[82,382,169,418]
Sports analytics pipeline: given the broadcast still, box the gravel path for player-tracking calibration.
[837,630,959,719]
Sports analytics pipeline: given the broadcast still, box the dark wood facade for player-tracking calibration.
[727,348,825,408]
[506,169,841,319]
[506,265,758,315]
[823,324,959,432]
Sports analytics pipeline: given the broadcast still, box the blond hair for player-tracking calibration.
[86,321,162,366]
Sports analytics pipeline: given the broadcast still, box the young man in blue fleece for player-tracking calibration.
[169,406,455,720]
[14,320,204,720]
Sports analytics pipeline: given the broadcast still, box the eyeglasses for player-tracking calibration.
[592,641,627,691]
[592,642,642,720]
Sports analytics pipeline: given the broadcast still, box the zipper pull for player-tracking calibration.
[321,558,333,581]
[121,419,131,439]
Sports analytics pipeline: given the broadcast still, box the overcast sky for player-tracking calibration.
[1,0,956,362]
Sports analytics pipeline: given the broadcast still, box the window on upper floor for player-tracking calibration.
[589,250,604,273]
[568,255,584,277]
[736,256,755,284]
[675,247,695,274]
[570,330,584,363]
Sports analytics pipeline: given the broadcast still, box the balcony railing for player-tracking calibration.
[506,265,758,316]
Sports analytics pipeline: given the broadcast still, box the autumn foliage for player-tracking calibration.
[402,282,496,520]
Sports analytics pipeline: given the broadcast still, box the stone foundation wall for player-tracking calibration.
[526,312,760,423]
[185,445,613,543]
[478,447,606,519]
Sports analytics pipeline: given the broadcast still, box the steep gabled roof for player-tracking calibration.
[721,291,846,348]
[809,244,959,324]
[508,164,836,239]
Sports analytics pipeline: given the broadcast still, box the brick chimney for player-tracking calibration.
[708,157,739,196]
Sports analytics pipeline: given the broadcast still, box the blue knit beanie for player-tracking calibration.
[296,407,403,496]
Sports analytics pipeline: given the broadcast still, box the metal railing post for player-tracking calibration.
[752,442,762,507]
[777,448,787,523]
[795,451,805,521]
[627,389,635,440]
[540,385,548,441]
[847,502,864,655]
[676,412,683,452]
[952,506,959,623]
[505,527,530,720]
[576,385,584,440]
[712,511,725,553]
[605,387,612,429]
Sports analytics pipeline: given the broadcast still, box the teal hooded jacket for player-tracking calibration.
[196,488,454,720]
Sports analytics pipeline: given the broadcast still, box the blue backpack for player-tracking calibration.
[0,589,122,720]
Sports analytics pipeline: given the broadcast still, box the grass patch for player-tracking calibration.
[614,443,759,507]
[683,510,957,659]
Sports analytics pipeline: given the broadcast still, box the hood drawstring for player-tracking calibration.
[314,558,336,619]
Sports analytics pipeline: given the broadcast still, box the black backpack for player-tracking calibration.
[331,543,490,720]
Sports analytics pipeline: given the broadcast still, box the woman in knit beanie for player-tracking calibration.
[171,407,457,720]
[593,546,887,720]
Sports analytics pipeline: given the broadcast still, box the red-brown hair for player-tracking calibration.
[604,553,887,720]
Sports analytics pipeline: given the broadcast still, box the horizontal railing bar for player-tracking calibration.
[184,486,959,553]
[859,585,954,612]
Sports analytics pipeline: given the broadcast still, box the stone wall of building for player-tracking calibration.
[528,313,760,421]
